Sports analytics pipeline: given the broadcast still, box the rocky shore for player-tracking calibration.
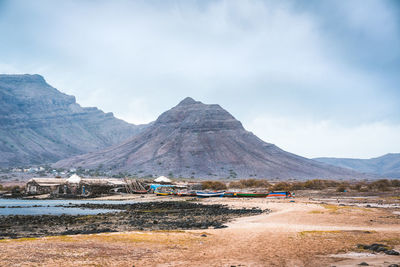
[0,201,267,239]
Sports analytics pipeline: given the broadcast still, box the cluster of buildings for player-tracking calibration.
[25,175,190,198]
[26,174,145,197]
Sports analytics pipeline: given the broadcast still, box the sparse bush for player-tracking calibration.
[350,183,362,191]
[390,179,400,187]
[229,179,270,189]
[201,181,227,190]
[302,179,340,190]
[270,182,292,191]
[291,182,306,190]
[358,186,369,192]
[369,179,391,191]
[336,184,347,192]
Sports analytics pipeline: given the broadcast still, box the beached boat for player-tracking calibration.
[267,191,293,198]
[235,192,268,198]
[155,192,171,196]
[196,191,225,198]
[223,192,236,197]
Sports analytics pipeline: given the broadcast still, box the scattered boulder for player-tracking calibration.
[357,243,399,256]
[385,250,400,256]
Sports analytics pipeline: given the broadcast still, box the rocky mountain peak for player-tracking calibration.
[177,97,199,106]
[55,96,366,179]
[155,98,244,132]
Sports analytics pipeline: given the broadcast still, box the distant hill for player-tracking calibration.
[55,97,365,180]
[0,74,145,167]
[314,153,400,178]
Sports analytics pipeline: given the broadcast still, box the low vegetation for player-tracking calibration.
[229,179,270,189]
[226,178,400,193]
[201,181,227,190]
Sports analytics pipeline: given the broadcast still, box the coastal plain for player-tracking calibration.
[0,194,399,267]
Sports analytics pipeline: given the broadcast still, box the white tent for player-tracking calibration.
[66,174,82,184]
[154,176,172,183]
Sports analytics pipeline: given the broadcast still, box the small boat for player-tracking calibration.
[235,192,268,198]
[267,191,293,198]
[196,191,225,198]
[223,192,236,197]
[156,192,170,196]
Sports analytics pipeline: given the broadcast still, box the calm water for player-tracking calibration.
[0,199,136,216]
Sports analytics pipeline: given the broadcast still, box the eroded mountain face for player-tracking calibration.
[55,97,364,180]
[0,74,143,166]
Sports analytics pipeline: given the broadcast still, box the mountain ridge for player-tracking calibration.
[54,97,367,180]
[314,153,400,178]
[0,74,145,167]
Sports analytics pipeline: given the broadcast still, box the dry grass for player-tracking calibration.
[229,178,270,189]
[201,181,227,190]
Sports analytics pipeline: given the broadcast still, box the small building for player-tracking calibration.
[26,178,66,195]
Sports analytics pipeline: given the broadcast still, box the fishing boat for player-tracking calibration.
[196,191,225,198]
[155,191,171,196]
[223,192,236,197]
[266,191,293,198]
[235,192,268,198]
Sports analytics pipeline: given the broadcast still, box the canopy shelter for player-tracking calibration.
[154,176,172,184]
[66,174,82,184]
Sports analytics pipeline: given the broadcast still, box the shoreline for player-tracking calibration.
[0,195,399,266]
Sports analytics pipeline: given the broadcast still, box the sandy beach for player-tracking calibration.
[0,195,399,267]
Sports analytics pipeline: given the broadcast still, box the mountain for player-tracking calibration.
[55,97,365,179]
[0,74,145,167]
[314,153,400,178]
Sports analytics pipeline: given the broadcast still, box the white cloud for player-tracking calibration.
[0,0,399,158]
[245,115,400,158]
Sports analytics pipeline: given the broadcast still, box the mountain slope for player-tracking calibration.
[314,153,400,178]
[55,97,365,179]
[0,74,144,167]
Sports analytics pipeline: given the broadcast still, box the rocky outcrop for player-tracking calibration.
[0,74,144,166]
[55,97,365,179]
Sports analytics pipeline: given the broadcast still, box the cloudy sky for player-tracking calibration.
[0,0,399,159]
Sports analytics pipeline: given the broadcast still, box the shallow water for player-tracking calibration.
[0,199,136,216]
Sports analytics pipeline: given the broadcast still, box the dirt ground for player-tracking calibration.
[0,195,399,267]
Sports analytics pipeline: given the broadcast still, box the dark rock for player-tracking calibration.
[358,262,369,266]
[384,250,400,256]
[214,225,228,229]
[369,243,386,252]
[0,201,263,239]
[388,264,399,267]
[357,244,370,250]
[201,234,207,237]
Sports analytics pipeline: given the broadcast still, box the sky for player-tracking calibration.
[0,0,399,159]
